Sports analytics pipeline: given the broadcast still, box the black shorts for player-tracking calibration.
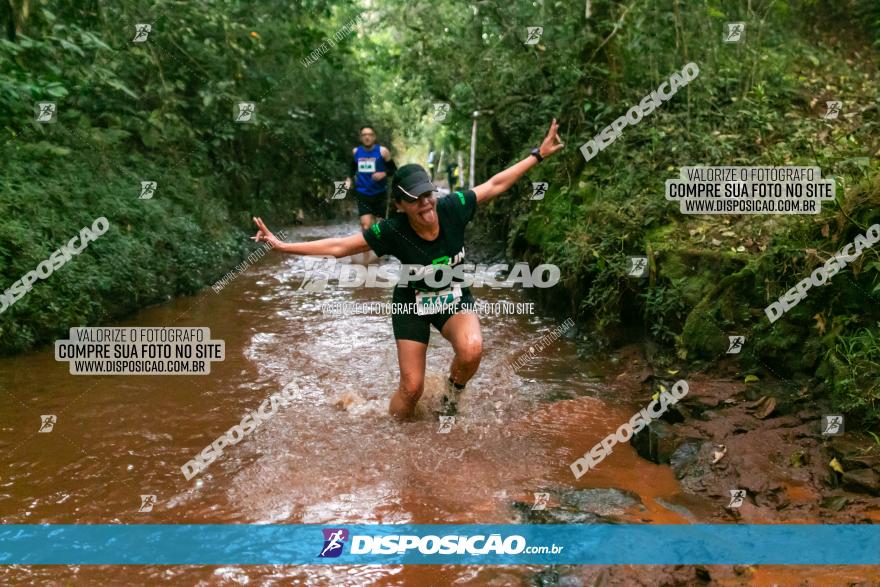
[390,286,476,344]
[355,190,388,217]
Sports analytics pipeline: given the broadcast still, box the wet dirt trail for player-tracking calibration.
[0,222,874,586]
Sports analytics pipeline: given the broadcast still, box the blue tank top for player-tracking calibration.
[354,144,387,196]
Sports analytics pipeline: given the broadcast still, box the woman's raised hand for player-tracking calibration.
[538,118,565,159]
[252,217,281,248]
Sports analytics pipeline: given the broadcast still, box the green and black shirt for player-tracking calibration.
[362,190,477,294]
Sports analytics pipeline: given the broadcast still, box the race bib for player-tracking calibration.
[415,284,462,316]
[358,158,376,173]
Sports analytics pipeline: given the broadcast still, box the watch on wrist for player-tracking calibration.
[530,147,544,163]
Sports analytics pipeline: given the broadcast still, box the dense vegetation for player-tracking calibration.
[372,0,880,426]
[1,0,878,425]
[1,0,370,351]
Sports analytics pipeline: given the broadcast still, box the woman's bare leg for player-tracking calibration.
[388,339,428,419]
[441,312,483,386]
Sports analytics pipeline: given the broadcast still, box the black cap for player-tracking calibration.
[392,164,435,202]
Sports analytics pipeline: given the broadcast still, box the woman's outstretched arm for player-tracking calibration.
[473,118,564,204]
[252,217,371,258]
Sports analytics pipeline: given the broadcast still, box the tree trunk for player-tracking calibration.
[14,0,28,35]
[3,0,16,41]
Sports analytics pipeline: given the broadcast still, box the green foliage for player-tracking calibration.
[826,324,880,427]
[0,0,371,354]
[0,154,247,353]
[367,0,880,425]
[641,278,690,346]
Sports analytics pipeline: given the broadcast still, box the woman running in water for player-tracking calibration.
[252,119,564,419]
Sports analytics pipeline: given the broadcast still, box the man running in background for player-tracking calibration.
[254,120,565,420]
[346,125,397,231]
[446,161,460,192]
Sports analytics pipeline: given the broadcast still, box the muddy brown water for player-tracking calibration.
[0,222,874,586]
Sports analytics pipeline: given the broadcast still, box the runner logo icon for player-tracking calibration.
[824,100,842,120]
[332,181,348,199]
[627,256,647,278]
[35,102,57,123]
[138,494,157,512]
[727,489,746,508]
[132,24,151,43]
[318,528,349,558]
[235,102,256,123]
[299,256,337,292]
[524,27,543,45]
[726,336,745,354]
[39,415,57,433]
[530,182,548,200]
[140,181,157,200]
[821,414,844,436]
[724,22,744,43]
[433,102,450,122]
[531,492,549,510]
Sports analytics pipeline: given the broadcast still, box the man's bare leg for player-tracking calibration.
[360,213,376,232]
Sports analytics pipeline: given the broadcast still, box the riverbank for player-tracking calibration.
[0,156,251,355]
[518,343,880,586]
[482,12,880,431]
[0,0,373,356]
[0,156,351,357]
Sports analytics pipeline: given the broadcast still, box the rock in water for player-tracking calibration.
[631,420,679,464]
[670,438,704,478]
[841,468,880,496]
[559,488,644,516]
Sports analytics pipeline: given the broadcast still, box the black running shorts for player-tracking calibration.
[355,190,388,218]
[390,286,475,344]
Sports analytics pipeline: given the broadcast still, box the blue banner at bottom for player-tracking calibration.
[0,524,878,565]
